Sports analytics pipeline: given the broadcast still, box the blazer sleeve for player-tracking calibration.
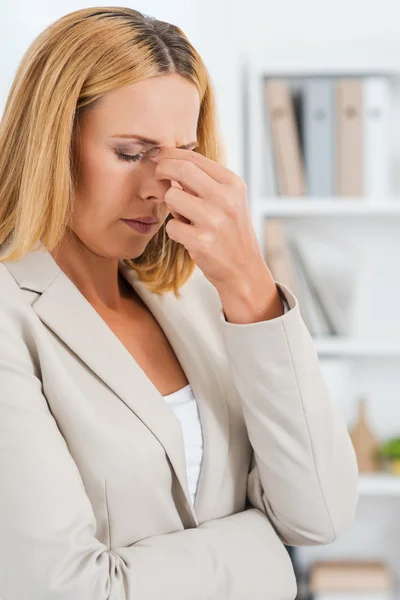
[218,280,359,547]
[0,298,296,600]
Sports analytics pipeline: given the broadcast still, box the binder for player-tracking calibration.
[363,76,391,199]
[289,237,336,335]
[261,80,278,196]
[337,78,363,196]
[288,239,332,336]
[264,79,306,196]
[263,219,330,334]
[263,218,298,293]
[303,78,336,196]
[290,232,359,336]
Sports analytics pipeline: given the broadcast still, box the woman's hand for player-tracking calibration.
[148,146,270,292]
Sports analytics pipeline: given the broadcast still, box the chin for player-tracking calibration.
[120,240,151,260]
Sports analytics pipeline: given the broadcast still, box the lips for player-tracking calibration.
[124,217,159,224]
[122,219,158,234]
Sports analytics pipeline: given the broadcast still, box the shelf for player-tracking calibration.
[253,198,400,217]
[247,54,400,78]
[312,337,400,359]
[358,473,400,496]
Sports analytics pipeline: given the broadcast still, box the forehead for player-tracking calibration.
[85,74,200,145]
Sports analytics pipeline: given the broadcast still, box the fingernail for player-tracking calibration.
[148,148,161,158]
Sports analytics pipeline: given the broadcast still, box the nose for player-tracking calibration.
[141,162,181,205]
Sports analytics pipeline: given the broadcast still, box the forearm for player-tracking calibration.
[112,508,296,600]
[218,281,359,546]
[197,508,296,599]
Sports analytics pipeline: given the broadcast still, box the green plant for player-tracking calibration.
[377,437,400,461]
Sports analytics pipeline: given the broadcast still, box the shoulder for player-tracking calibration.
[0,263,39,349]
[0,262,24,312]
[0,264,42,380]
[0,262,40,308]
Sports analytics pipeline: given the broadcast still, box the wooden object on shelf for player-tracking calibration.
[310,559,394,593]
[349,396,380,472]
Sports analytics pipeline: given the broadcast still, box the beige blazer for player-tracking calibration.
[0,243,358,600]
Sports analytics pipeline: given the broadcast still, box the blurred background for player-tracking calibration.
[2,1,400,598]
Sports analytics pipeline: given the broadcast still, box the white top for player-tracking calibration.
[161,292,290,511]
[162,383,203,508]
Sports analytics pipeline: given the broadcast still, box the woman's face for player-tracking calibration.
[70,73,200,259]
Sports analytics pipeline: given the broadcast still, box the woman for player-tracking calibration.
[0,6,358,600]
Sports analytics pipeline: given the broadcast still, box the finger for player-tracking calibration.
[155,158,216,199]
[166,215,193,246]
[169,208,191,224]
[169,180,192,223]
[149,147,235,185]
[165,186,206,225]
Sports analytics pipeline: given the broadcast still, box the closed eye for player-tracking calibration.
[117,151,145,163]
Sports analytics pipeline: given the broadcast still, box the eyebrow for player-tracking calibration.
[110,134,198,150]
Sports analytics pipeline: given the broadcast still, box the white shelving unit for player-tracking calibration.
[244,56,400,592]
[313,337,400,359]
[245,56,400,359]
[245,55,400,233]
[253,197,400,218]
[358,473,400,496]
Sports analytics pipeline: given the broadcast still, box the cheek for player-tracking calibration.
[75,150,137,218]
[78,146,126,190]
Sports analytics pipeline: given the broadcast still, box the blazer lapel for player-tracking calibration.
[3,244,230,527]
[120,262,231,524]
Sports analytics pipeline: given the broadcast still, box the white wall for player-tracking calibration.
[4,1,400,174]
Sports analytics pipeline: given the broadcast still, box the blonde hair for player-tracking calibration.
[0,6,226,296]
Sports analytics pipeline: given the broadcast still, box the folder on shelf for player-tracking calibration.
[290,232,359,336]
[262,218,308,320]
[363,76,391,199]
[264,79,306,196]
[263,218,298,290]
[303,78,336,196]
[261,78,278,196]
[263,218,331,335]
[337,78,364,196]
[288,239,332,336]
[310,559,394,599]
